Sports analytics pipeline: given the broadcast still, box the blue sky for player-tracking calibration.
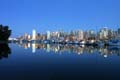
[0,0,120,37]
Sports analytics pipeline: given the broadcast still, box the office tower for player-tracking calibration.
[77,30,84,41]
[117,28,120,38]
[118,28,120,34]
[99,27,109,40]
[24,33,28,40]
[47,31,51,40]
[28,34,31,40]
[88,30,95,39]
[32,29,36,40]
[103,27,109,39]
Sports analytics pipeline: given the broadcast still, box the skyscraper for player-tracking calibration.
[32,29,36,40]
[47,31,51,40]
[118,28,120,34]
[99,27,109,40]
[77,30,84,41]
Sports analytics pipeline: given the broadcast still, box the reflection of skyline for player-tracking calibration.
[16,42,120,58]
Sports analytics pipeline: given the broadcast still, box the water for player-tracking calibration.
[0,43,120,80]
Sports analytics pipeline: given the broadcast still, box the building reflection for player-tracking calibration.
[0,43,11,59]
[32,43,36,53]
[16,42,120,57]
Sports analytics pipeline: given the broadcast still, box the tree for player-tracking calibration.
[0,24,11,41]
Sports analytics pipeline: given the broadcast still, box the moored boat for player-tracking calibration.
[108,39,120,46]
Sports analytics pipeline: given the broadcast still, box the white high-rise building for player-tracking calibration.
[47,31,51,40]
[99,27,109,39]
[32,29,36,40]
[100,27,109,39]
[77,30,84,41]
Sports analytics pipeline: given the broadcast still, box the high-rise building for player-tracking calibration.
[118,28,120,34]
[77,30,84,41]
[32,29,36,40]
[28,35,31,40]
[88,30,95,39]
[47,31,51,40]
[117,28,120,38]
[103,27,109,39]
[99,27,109,40]
[24,33,28,40]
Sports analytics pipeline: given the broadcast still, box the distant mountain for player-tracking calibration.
[0,24,11,41]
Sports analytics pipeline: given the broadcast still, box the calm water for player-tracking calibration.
[0,43,120,80]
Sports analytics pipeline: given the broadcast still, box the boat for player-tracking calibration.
[108,39,120,46]
[79,40,86,45]
[96,40,104,47]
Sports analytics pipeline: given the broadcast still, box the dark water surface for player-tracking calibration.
[0,43,120,80]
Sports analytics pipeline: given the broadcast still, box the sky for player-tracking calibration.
[0,0,120,37]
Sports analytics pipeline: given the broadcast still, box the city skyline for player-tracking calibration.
[0,0,120,37]
[13,27,120,44]
[1,0,120,80]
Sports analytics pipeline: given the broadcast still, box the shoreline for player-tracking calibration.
[0,41,9,44]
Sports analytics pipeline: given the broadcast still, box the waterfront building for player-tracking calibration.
[32,29,36,40]
[47,31,51,40]
[99,27,109,40]
[118,28,120,34]
[88,30,96,39]
[117,28,120,38]
[77,30,84,41]
[28,34,31,41]
[24,33,29,40]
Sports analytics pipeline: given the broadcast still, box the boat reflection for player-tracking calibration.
[0,43,11,59]
[16,42,120,57]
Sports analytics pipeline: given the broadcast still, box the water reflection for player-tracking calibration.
[0,43,11,59]
[16,42,120,57]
